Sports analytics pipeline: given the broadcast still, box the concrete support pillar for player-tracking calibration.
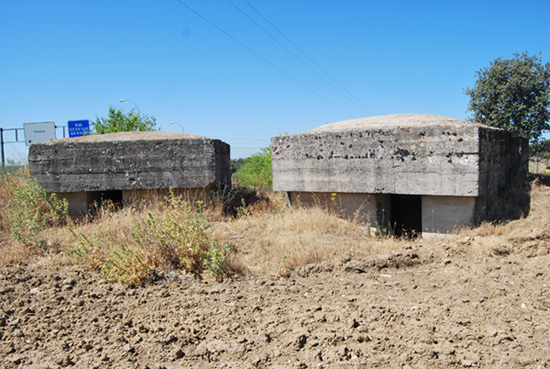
[422,195,476,237]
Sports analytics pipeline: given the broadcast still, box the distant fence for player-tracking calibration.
[0,126,67,169]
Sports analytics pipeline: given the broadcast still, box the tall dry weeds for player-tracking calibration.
[0,168,69,264]
[214,194,407,275]
[67,192,230,286]
[451,180,550,259]
[1,168,548,281]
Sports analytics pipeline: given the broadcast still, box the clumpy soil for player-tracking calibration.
[1,241,549,369]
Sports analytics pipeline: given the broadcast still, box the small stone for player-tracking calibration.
[174,348,185,359]
[486,326,498,337]
[295,334,307,350]
[58,355,75,367]
[63,278,76,287]
[419,335,435,344]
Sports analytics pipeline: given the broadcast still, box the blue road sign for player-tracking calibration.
[68,120,90,138]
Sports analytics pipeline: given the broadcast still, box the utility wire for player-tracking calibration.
[241,0,376,116]
[174,0,352,116]
[225,0,363,112]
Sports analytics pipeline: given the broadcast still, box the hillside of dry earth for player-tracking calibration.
[1,244,549,368]
[0,181,549,368]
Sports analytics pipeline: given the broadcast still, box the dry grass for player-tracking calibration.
[0,168,69,264]
[67,193,230,285]
[450,180,550,259]
[214,193,408,275]
[1,169,549,280]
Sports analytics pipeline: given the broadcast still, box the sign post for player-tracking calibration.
[23,122,57,146]
[68,120,90,138]
[1,128,4,169]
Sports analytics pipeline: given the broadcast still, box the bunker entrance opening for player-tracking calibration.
[89,190,123,213]
[390,194,422,237]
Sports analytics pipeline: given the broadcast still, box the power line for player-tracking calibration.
[174,0,353,116]
[241,0,376,116]
[230,0,374,116]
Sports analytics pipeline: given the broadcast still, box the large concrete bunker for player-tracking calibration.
[271,114,529,236]
[29,131,231,216]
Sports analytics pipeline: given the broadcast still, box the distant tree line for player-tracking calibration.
[530,138,550,159]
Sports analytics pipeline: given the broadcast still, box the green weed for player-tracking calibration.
[374,222,388,239]
[68,191,230,286]
[203,241,233,281]
[1,168,68,248]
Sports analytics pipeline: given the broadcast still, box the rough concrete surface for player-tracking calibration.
[29,131,231,193]
[28,132,231,216]
[272,114,529,233]
[273,114,495,196]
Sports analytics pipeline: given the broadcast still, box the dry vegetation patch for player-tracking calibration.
[1,169,549,284]
[1,171,549,368]
[458,181,550,258]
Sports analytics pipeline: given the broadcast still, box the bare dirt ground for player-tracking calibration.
[1,181,549,368]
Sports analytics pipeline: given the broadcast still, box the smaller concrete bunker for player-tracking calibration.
[271,114,529,236]
[29,131,231,216]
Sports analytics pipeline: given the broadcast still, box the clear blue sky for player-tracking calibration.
[1,0,549,161]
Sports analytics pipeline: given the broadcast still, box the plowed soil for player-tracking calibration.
[1,182,549,368]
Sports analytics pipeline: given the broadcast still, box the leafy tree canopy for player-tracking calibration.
[465,52,550,142]
[530,138,550,156]
[233,147,272,191]
[92,106,157,134]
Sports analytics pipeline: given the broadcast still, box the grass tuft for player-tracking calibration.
[68,191,229,286]
[0,168,68,250]
[1,168,549,284]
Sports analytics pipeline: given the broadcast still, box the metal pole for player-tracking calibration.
[120,99,140,116]
[1,128,5,169]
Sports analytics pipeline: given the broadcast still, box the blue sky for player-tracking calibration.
[1,0,549,161]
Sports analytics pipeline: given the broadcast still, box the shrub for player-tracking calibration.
[0,168,68,248]
[68,191,230,286]
[233,147,272,191]
[92,106,157,134]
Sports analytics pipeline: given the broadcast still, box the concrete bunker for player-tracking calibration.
[271,114,529,237]
[29,131,231,217]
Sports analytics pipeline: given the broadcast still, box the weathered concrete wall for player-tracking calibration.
[272,115,481,197]
[422,195,476,235]
[475,127,530,223]
[28,132,231,217]
[272,114,529,235]
[29,132,231,193]
[287,191,391,224]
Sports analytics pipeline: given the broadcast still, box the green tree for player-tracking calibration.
[465,52,550,142]
[530,138,550,156]
[233,147,272,191]
[230,158,246,174]
[92,106,157,134]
